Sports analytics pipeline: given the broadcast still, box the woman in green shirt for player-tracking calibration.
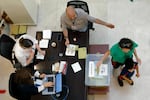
[97,38,141,68]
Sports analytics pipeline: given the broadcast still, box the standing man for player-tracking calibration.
[61,6,115,46]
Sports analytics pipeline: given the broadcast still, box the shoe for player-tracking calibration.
[117,77,124,87]
[129,79,134,85]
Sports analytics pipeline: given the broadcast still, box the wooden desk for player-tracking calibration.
[32,30,89,100]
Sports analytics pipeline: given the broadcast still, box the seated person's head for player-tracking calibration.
[14,69,33,85]
[19,38,33,49]
[66,6,76,20]
[119,38,133,53]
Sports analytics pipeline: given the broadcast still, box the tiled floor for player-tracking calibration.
[1,0,150,100]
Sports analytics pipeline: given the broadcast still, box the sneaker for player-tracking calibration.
[129,79,134,85]
[117,77,124,87]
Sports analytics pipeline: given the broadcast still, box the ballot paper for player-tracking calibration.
[89,61,108,78]
[36,51,45,60]
[39,39,49,48]
[71,62,82,73]
[42,30,52,39]
[65,44,76,56]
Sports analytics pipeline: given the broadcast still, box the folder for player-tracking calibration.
[78,47,87,59]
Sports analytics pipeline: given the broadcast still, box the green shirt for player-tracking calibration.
[110,42,138,63]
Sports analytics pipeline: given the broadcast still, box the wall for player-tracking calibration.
[0,0,38,25]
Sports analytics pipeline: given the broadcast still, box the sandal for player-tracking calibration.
[117,76,124,87]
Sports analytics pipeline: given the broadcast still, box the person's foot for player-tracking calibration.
[129,79,134,85]
[117,77,124,87]
[0,89,6,94]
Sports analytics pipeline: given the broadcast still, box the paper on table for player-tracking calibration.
[59,61,67,75]
[42,30,52,39]
[36,51,45,60]
[71,62,82,73]
[65,44,76,56]
[39,39,49,48]
[78,47,87,59]
[34,79,43,86]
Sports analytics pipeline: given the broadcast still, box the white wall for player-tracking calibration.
[0,0,38,25]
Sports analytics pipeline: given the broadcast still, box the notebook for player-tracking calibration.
[42,73,62,95]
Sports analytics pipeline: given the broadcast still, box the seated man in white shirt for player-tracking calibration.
[13,34,45,68]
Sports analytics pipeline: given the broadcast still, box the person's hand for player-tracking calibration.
[136,57,141,65]
[96,60,102,67]
[65,38,70,46]
[40,50,46,56]
[43,82,54,88]
[136,73,140,78]
[39,73,46,79]
[106,23,115,29]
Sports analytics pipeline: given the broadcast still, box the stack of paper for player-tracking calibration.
[52,61,67,75]
[59,61,67,75]
[71,62,82,73]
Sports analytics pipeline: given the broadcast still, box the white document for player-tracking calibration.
[36,51,45,60]
[39,39,49,48]
[65,44,76,56]
[59,61,67,73]
[99,64,108,76]
[89,61,95,77]
[42,30,52,39]
[34,79,43,86]
[71,62,82,73]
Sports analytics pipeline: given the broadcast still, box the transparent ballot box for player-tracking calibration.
[85,54,111,87]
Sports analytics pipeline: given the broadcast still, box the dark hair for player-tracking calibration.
[125,58,134,69]
[19,38,33,48]
[14,69,33,85]
[119,38,133,49]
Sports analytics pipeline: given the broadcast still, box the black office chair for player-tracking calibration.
[11,51,23,70]
[0,34,22,69]
[0,34,15,61]
[50,85,69,100]
[67,0,94,30]
[9,72,20,99]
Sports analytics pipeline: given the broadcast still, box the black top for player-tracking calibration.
[17,84,38,100]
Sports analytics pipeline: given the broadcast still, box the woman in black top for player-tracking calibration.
[14,69,53,100]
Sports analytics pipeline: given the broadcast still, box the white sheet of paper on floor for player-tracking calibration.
[59,61,67,75]
[71,62,82,73]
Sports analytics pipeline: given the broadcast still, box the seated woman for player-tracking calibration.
[13,69,54,100]
[13,34,45,68]
[118,58,140,87]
